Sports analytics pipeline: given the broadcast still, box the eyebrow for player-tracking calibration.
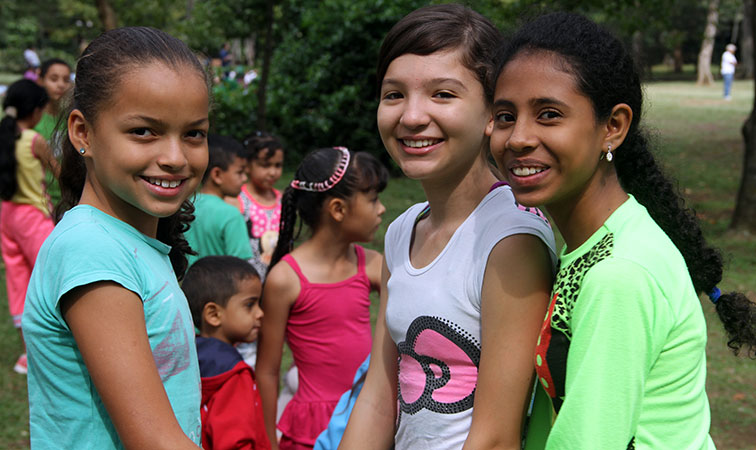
[492,97,569,109]
[124,115,209,128]
[382,77,468,91]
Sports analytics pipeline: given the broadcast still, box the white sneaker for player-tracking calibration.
[13,353,27,375]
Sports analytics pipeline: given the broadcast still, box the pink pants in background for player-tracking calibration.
[0,201,54,327]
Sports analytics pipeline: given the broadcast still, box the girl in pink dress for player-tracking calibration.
[256,147,388,450]
[237,131,285,277]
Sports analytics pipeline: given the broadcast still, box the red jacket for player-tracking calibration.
[198,338,271,450]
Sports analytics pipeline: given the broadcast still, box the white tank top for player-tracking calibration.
[384,185,556,449]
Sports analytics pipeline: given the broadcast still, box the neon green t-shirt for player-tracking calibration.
[534,195,715,449]
[185,192,254,267]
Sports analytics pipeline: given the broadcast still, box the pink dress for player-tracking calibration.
[278,245,372,448]
[238,184,281,273]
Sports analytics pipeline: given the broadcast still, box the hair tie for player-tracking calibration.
[3,106,17,119]
[708,287,721,304]
[291,147,351,193]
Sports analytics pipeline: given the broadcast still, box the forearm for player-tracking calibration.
[256,368,281,448]
[339,388,395,449]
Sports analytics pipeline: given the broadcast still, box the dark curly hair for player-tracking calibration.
[269,147,388,269]
[495,12,756,356]
[55,26,210,279]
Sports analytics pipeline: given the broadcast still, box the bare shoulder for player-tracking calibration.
[263,260,301,306]
[362,247,383,291]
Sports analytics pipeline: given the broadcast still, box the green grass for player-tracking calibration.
[1,79,755,448]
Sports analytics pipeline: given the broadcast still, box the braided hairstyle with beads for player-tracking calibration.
[269,147,388,269]
[495,12,756,356]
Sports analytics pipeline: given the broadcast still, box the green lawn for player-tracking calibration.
[1,78,755,448]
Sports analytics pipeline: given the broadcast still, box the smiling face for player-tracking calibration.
[40,63,72,102]
[247,148,283,193]
[72,62,209,236]
[488,51,610,213]
[377,49,492,184]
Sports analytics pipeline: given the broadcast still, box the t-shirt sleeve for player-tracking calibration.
[222,212,255,260]
[46,224,145,322]
[546,259,674,449]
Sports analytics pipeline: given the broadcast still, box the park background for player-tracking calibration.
[1,0,756,448]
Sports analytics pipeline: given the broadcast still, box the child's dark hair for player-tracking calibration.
[204,134,245,183]
[376,3,502,102]
[0,79,49,200]
[496,12,756,356]
[55,26,210,280]
[39,58,71,79]
[270,147,388,268]
[182,255,260,329]
[242,130,283,162]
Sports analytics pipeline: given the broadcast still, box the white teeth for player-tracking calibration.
[147,177,181,188]
[512,167,544,176]
[402,139,439,148]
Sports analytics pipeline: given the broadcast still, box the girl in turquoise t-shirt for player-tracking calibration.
[22,27,209,449]
[488,12,756,449]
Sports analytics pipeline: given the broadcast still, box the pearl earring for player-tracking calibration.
[79,148,86,154]
[605,144,613,162]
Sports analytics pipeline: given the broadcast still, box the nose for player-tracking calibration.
[506,118,538,154]
[377,199,386,216]
[157,137,188,171]
[399,96,430,129]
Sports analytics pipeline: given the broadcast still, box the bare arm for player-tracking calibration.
[61,282,200,450]
[340,258,397,449]
[363,248,383,293]
[462,234,552,450]
[33,136,59,178]
[256,262,299,450]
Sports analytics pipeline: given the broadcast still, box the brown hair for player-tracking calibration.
[376,3,502,102]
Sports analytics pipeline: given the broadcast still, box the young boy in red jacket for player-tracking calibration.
[183,256,271,450]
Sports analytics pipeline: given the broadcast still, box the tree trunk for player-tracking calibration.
[256,0,275,129]
[732,2,756,232]
[95,0,117,31]
[742,0,754,78]
[697,0,720,85]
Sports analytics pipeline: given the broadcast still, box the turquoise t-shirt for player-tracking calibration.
[534,195,714,449]
[23,205,202,449]
[185,193,254,267]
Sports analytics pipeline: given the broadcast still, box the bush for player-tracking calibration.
[265,0,424,166]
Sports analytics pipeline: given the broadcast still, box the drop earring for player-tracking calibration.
[79,148,86,154]
[605,144,613,162]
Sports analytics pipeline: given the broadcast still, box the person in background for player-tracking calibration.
[35,58,73,141]
[185,134,252,267]
[0,79,56,374]
[256,147,387,450]
[183,256,271,450]
[721,43,738,100]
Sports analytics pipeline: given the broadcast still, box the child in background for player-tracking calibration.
[488,12,756,448]
[0,79,57,374]
[256,147,387,450]
[185,134,253,267]
[342,5,556,449]
[235,131,284,278]
[183,256,271,450]
[34,58,72,141]
[22,27,208,449]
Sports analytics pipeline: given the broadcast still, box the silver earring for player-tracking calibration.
[79,148,86,154]
[606,144,613,162]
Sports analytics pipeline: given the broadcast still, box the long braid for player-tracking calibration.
[269,186,298,270]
